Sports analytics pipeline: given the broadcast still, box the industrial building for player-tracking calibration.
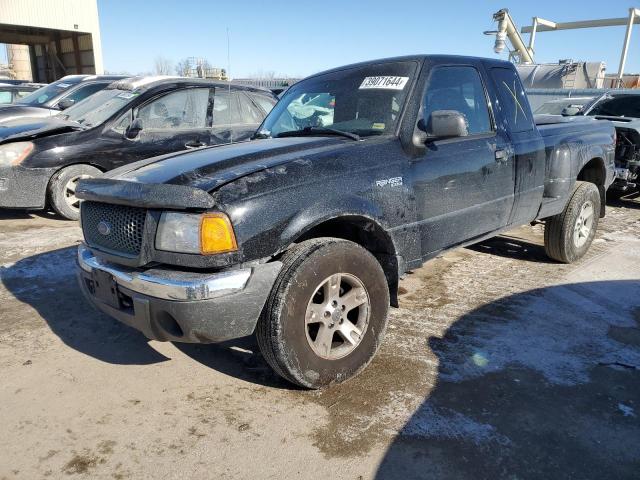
[0,0,103,82]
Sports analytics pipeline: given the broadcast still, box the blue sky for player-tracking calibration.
[97,0,639,78]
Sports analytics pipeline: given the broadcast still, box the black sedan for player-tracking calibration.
[0,76,278,219]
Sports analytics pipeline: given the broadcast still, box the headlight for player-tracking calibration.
[156,212,238,255]
[0,142,34,167]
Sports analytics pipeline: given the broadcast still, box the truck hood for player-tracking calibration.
[0,116,84,144]
[0,104,53,124]
[108,136,350,192]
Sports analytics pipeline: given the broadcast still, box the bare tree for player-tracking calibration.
[175,58,192,77]
[153,56,173,75]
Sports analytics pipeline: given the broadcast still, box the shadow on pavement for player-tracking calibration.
[1,246,292,388]
[175,339,296,390]
[0,209,64,221]
[376,280,640,480]
[467,235,554,264]
[608,190,640,210]
[0,246,168,365]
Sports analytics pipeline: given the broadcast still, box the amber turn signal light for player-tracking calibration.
[200,213,238,254]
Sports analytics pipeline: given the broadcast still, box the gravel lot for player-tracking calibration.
[1,197,639,480]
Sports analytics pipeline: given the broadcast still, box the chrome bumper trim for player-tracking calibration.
[77,245,251,301]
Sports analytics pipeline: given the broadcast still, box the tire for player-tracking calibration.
[544,181,601,263]
[256,238,390,389]
[48,164,101,220]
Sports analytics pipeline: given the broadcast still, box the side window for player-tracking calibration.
[237,93,263,123]
[137,88,209,130]
[249,93,276,115]
[16,90,32,100]
[491,67,534,133]
[112,109,132,132]
[0,91,12,104]
[423,66,492,135]
[212,89,243,125]
[61,82,106,105]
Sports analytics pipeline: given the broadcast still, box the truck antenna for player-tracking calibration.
[227,27,233,144]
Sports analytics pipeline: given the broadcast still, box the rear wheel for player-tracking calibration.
[256,238,390,388]
[544,181,601,263]
[48,164,101,220]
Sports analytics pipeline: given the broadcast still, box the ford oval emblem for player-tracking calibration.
[97,221,112,236]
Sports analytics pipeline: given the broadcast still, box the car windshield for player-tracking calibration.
[16,79,80,106]
[60,88,134,127]
[587,95,640,118]
[259,61,417,138]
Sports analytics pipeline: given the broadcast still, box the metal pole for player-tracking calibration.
[528,17,538,53]
[617,8,636,87]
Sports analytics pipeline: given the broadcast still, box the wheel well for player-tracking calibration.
[295,216,400,307]
[577,158,606,217]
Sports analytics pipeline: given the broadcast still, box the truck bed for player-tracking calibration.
[533,114,615,219]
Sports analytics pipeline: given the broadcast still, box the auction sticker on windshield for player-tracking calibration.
[359,76,409,90]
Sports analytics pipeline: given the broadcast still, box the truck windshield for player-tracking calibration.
[16,79,80,106]
[587,95,640,118]
[60,88,134,128]
[259,61,417,138]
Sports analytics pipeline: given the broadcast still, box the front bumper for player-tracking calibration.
[76,245,282,343]
[0,165,55,209]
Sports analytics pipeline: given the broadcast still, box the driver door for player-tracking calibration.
[410,65,516,255]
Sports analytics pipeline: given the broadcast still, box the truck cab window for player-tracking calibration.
[491,67,534,133]
[423,66,492,135]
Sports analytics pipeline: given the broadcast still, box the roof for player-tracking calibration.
[57,74,129,84]
[106,75,274,94]
[307,54,513,80]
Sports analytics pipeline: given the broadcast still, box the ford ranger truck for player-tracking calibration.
[75,56,615,388]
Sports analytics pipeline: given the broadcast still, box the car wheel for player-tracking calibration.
[544,181,601,263]
[48,164,101,220]
[256,237,390,388]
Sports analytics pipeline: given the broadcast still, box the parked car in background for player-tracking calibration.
[0,74,127,123]
[0,83,46,105]
[0,76,278,220]
[75,55,614,388]
[582,92,640,195]
[534,96,594,116]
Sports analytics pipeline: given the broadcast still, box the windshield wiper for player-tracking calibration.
[276,126,360,141]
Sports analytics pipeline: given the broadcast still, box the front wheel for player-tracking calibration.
[256,238,390,388]
[544,181,601,263]
[48,164,101,220]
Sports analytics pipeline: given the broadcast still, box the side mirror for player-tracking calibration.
[125,118,144,139]
[424,110,468,139]
[57,98,75,110]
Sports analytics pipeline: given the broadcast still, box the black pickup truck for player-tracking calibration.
[75,55,615,388]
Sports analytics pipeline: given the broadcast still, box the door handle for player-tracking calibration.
[494,149,508,163]
[185,141,206,149]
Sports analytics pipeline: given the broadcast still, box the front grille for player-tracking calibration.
[81,201,147,257]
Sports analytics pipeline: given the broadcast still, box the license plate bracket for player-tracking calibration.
[92,269,121,309]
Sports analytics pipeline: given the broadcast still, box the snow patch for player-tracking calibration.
[402,404,511,445]
[435,280,640,386]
